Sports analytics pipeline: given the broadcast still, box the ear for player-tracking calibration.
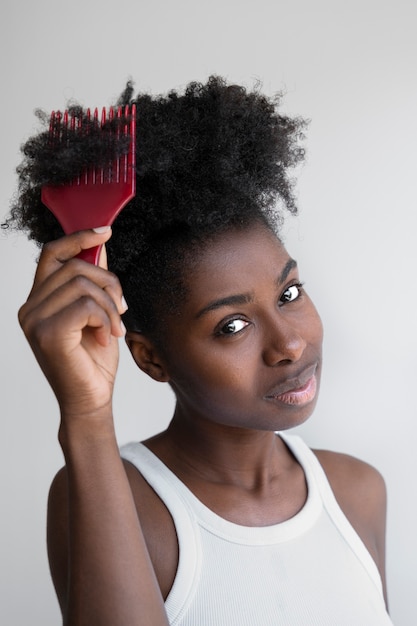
[125,331,170,383]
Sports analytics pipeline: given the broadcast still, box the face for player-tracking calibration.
[157,224,323,432]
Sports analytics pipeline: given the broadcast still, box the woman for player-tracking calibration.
[8,77,393,624]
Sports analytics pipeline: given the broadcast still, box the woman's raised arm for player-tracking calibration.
[19,228,169,626]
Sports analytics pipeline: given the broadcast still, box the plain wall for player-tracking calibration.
[1,0,416,624]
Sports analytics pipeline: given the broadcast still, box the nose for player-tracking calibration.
[262,316,307,366]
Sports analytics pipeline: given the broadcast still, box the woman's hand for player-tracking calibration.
[18,227,127,421]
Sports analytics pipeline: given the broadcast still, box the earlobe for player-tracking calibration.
[125,332,170,383]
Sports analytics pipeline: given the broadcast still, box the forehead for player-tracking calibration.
[185,225,292,303]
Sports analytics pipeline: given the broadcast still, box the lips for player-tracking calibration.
[264,363,318,406]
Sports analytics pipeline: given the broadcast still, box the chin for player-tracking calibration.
[259,397,319,433]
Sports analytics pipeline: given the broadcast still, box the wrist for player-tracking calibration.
[58,407,117,455]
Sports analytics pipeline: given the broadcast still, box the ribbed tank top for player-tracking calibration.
[121,433,393,625]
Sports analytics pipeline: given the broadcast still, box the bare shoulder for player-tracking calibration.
[313,448,387,513]
[313,448,388,603]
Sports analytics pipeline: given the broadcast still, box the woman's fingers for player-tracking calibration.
[19,227,128,352]
[24,229,127,316]
[27,295,121,415]
[20,276,126,345]
[31,228,112,288]
[23,259,126,318]
[34,295,118,351]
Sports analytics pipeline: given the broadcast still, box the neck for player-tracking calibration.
[144,405,308,526]
[149,407,294,491]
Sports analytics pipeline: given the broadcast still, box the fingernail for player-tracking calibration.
[121,295,129,312]
[93,226,111,233]
[120,320,127,335]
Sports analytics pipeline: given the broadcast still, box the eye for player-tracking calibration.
[218,318,249,336]
[280,282,304,305]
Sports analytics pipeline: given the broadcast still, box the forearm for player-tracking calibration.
[59,416,169,626]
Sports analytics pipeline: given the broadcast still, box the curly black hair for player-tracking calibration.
[5,76,307,338]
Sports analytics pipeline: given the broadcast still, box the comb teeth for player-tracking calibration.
[41,103,136,264]
[48,104,136,186]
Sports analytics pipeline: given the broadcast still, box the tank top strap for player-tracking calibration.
[121,441,202,622]
[278,432,384,595]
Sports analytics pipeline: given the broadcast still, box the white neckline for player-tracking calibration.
[135,432,323,546]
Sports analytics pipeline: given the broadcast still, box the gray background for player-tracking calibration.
[1,0,416,624]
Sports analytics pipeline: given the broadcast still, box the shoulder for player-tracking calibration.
[312,448,388,603]
[312,449,387,523]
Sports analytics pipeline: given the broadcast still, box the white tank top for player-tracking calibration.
[121,433,393,625]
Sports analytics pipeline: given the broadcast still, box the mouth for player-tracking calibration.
[264,364,318,407]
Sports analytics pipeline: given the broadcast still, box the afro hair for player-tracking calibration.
[5,76,307,336]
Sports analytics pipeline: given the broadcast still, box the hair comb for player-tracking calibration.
[41,104,136,264]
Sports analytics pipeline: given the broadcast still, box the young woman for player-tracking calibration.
[8,77,393,625]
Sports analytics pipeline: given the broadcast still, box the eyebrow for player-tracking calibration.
[196,258,298,319]
[278,258,298,286]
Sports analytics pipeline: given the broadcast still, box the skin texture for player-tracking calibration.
[21,225,389,624]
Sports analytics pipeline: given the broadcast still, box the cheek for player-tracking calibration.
[305,299,324,345]
[313,313,324,345]
[169,340,255,398]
